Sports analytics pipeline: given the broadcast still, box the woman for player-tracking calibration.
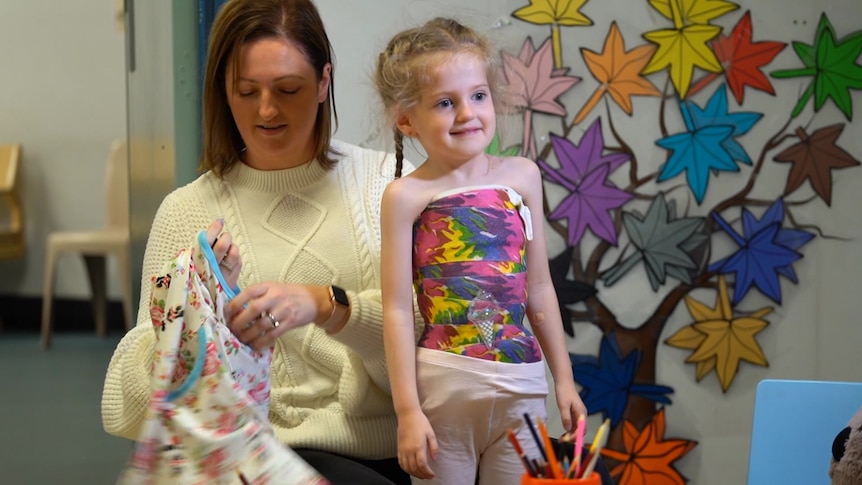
[101,1,412,483]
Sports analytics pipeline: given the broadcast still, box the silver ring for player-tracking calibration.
[268,312,281,329]
[261,311,281,329]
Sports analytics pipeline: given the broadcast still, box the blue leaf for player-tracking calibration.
[685,84,763,165]
[571,333,674,426]
[710,199,815,298]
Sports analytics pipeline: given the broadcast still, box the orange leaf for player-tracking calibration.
[575,22,660,124]
[602,408,697,485]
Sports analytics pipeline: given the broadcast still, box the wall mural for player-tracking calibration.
[489,1,862,483]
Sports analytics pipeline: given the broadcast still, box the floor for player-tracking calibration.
[0,332,133,484]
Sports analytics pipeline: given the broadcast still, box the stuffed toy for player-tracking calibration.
[831,405,862,485]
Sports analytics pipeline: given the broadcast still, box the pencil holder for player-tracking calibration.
[520,472,600,485]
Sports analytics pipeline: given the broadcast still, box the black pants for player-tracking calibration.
[295,449,410,485]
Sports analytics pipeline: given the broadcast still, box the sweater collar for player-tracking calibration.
[224,158,329,193]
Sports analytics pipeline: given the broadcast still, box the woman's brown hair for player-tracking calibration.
[200,0,339,176]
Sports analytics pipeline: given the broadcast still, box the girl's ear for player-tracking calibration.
[395,113,417,138]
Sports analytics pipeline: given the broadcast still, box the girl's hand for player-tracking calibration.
[226,282,323,352]
[555,380,587,433]
[204,219,241,289]
[396,410,438,479]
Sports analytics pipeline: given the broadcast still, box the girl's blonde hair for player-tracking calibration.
[374,17,505,178]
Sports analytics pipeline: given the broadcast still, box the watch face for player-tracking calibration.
[331,285,349,307]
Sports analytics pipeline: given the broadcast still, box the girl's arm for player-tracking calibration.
[516,158,586,433]
[381,179,423,419]
[381,180,438,478]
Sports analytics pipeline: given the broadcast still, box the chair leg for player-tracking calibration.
[41,245,59,350]
[84,255,108,338]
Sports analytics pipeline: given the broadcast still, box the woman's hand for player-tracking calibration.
[204,219,241,289]
[226,282,327,352]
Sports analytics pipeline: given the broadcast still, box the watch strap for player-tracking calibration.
[322,285,349,333]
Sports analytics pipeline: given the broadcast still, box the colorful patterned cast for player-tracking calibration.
[412,185,542,363]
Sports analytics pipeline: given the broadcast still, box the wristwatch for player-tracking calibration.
[323,285,350,332]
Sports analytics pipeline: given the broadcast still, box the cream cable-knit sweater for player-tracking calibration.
[102,140,411,460]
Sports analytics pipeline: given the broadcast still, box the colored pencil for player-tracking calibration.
[538,418,563,479]
[507,428,536,477]
[573,414,586,477]
[523,413,548,462]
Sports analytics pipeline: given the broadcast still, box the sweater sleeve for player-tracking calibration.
[101,184,212,439]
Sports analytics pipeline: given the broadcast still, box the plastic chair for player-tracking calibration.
[747,379,862,485]
[0,143,24,260]
[41,140,133,349]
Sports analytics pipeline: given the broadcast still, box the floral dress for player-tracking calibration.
[118,231,327,485]
[412,185,542,364]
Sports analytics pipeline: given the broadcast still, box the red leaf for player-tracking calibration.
[692,11,786,103]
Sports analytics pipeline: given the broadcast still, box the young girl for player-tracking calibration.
[376,17,587,484]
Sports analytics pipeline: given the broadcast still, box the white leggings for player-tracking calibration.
[413,347,549,485]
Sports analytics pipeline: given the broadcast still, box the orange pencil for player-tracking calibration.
[537,419,563,479]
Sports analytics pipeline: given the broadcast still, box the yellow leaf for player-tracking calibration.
[664,324,706,350]
[649,0,739,25]
[688,318,769,391]
[642,24,723,98]
[512,0,592,26]
[668,276,772,391]
[695,358,716,380]
[683,294,721,321]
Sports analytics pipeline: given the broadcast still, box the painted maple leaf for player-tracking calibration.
[601,407,697,485]
[684,83,762,165]
[641,0,737,99]
[511,0,593,68]
[708,199,814,304]
[688,11,787,103]
[771,13,862,120]
[648,0,739,25]
[571,333,674,426]
[537,120,633,245]
[574,21,660,125]
[603,193,708,291]
[486,132,521,157]
[655,99,738,204]
[773,124,861,206]
[549,246,597,337]
[502,36,581,160]
[665,276,772,392]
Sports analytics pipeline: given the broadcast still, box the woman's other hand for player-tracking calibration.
[226,282,329,351]
[205,218,242,289]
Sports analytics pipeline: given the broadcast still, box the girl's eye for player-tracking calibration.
[474,92,487,101]
[437,99,452,109]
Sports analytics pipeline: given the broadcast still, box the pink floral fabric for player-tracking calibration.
[118,231,327,485]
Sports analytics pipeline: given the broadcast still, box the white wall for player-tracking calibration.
[0,0,127,298]
[316,1,862,484]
